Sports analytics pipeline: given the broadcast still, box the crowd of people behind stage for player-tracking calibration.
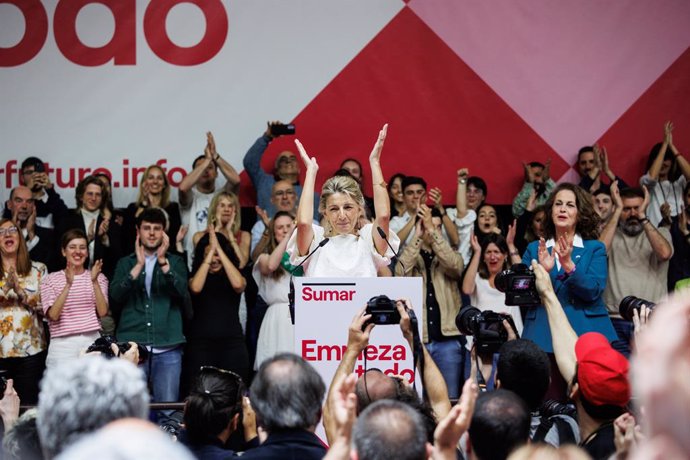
[0,120,689,460]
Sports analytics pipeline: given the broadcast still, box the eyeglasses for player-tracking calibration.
[0,227,18,236]
[277,156,297,165]
[273,189,296,198]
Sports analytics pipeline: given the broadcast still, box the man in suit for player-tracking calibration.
[242,353,326,460]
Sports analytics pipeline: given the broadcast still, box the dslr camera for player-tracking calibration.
[495,263,541,306]
[456,306,518,353]
[86,335,149,364]
[619,296,656,322]
[364,295,401,328]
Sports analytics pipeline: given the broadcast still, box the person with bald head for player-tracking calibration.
[251,180,298,258]
[243,121,320,221]
[4,185,55,270]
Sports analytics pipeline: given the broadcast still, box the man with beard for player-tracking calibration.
[110,208,189,410]
[600,186,672,357]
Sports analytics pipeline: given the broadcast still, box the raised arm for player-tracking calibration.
[599,180,623,251]
[639,185,673,261]
[293,140,318,256]
[207,131,241,189]
[178,135,213,207]
[216,239,247,294]
[456,168,469,219]
[667,123,690,181]
[532,260,578,383]
[648,122,672,180]
[461,234,482,295]
[370,124,391,256]
[256,224,295,276]
[430,187,459,247]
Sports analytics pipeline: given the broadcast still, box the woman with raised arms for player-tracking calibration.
[287,125,399,277]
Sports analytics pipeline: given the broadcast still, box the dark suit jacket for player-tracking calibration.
[522,238,617,352]
[239,429,326,460]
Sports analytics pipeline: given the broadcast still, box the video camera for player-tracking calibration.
[495,263,541,306]
[455,306,518,353]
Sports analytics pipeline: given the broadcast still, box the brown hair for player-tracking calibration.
[0,218,31,278]
[75,175,108,213]
[266,211,294,280]
[543,183,600,240]
[477,233,509,279]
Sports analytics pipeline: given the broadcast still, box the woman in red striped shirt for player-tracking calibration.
[40,229,109,369]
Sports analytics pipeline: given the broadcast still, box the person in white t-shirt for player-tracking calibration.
[179,132,241,269]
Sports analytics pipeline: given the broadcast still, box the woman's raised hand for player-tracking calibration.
[506,219,517,247]
[369,124,388,163]
[294,140,318,175]
[554,234,573,266]
[90,259,103,283]
[470,233,481,253]
[537,237,555,272]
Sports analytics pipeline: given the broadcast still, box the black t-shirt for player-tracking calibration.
[580,421,615,460]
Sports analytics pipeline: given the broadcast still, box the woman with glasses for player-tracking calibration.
[182,366,251,459]
[0,219,47,404]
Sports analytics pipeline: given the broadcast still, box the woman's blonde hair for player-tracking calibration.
[208,191,241,235]
[136,165,170,209]
[319,175,365,224]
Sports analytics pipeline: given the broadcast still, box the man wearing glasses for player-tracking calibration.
[243,122,320,221]
[250,180,298,255]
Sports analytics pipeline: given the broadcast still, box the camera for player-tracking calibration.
[455,306,518,353]
[619,296,656,322]
[85,335,149,364]
[270,123,296,136]
[540,399,577,419]
[495,263,541,306]
[364,295,401,328]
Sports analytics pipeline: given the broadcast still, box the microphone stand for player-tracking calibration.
[288,238,330,324]
[376,226,404,274]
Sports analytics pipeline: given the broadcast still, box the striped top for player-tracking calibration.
[40,270,107,338]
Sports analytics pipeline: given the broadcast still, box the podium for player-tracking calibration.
[293,276,424,390]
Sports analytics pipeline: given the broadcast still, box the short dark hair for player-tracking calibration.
[249,353,325,432]
[619,187,644,200]
[496,340,550,410]
[353,400,428,460]
[592,185,611,197]
[21,157,44,172]
[184,367,245,444]
[401,176,427,192]
[193,154,215,170]
[75,175,106,211]
[136,207,167,228]
[528,161,545,169]
[333,168,354,179]
[469,389,530,460]
[467,176,488,197]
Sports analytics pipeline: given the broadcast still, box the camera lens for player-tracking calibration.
[619,296,655,322]
[455,306,481,335]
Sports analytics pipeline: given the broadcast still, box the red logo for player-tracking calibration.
[0,0,228,67]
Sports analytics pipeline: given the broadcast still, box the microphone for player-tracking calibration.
[288,238,330,325]
[377,226,404,274]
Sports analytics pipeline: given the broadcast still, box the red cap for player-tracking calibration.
[575,332,630,407]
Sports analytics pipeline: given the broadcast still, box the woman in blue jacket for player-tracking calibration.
[522,183,617,353]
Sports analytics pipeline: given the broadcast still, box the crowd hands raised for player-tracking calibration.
[0,119,688,459]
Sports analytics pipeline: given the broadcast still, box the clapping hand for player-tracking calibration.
[90,259,103,283]
[369,124,388,164]
[294,140,318,175]
[537,237,555,272]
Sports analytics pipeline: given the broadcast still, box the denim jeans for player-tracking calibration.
[425,339,467,400]
[141,346,182,403]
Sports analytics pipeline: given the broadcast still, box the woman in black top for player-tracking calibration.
[181,226,248,397]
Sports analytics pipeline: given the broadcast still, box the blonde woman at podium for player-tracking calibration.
[287,125,399,277]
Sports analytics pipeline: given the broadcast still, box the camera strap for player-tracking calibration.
[408,309,425,392]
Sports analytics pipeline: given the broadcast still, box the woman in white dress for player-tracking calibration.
[461,233,524,335]
[253,211,300,369]
[287,124,399,276]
